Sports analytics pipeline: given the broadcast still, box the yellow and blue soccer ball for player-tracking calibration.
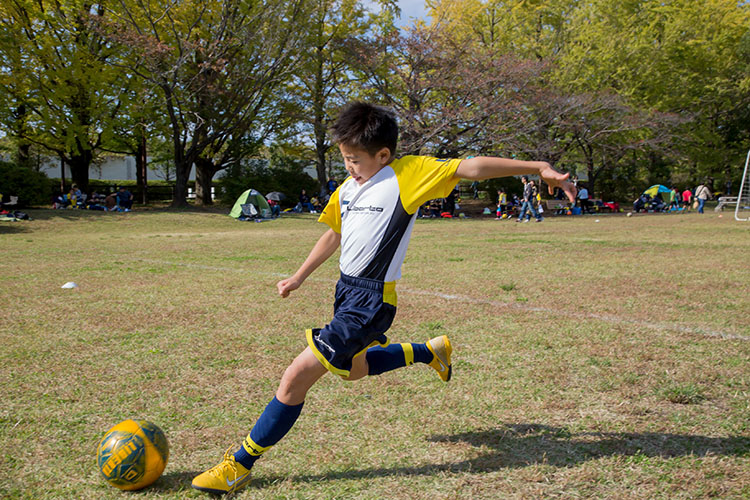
[96,419,169,490]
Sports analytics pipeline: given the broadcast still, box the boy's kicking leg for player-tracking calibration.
[358,335,453,381]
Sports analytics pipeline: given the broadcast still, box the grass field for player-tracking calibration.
[1,209,748,499]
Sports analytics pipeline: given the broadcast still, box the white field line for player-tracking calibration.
[137,258,750,342]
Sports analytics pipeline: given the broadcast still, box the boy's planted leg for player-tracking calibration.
[191,348,327,495]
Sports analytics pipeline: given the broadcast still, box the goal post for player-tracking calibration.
[736,149,750,222]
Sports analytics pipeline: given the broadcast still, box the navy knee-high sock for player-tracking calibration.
[366,343,433,376]
[233,396,303,469]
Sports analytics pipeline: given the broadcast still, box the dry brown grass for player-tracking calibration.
[0,209,747,499]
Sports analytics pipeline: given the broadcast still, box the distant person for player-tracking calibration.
[633,193,650,213]
[310,196,322,213]
[298,189,314,212]
[68,187,79,208]
[517,175,542,222]
[71,184,83,203]
[326,178,338,195]
[470,180,479,199]
[87,191,106,211]
[116,186,133,211]
[495,188,508,219]
[267,198,281,217]
[443,187,458,217]
[53,190,70,209]
[531,180,543,215]
[651,194,665,212]
[670,187,680,210]
[694,182,711,214]
[681,188,692,211]
[577,184,590,214]
[105,192,118,211]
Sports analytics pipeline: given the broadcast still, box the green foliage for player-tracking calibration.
[0,1,133,191]
[483,177,524,203]
[220,159,319,208]
[0,161,52,207]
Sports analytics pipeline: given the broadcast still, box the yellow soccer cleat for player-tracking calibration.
[192,447,252,495]
[426,335,453,382]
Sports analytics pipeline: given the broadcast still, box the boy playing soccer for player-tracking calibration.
[191,102,576,495]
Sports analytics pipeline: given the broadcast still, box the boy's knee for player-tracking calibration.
[281,363,305,385]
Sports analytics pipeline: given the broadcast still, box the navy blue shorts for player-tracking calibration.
[306,273,397,377]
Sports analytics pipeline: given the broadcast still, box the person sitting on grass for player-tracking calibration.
[115,186,133,211]
[191,101,577,496]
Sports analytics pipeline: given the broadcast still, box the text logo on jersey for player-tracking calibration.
[345,202,384,214]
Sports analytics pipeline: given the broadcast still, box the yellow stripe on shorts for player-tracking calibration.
[383,281,397,307]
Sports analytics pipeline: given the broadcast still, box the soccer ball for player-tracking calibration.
[97,419,169,490]
[501,213,508,219]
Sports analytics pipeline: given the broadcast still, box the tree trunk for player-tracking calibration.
[586,160,595,195]
[312,48,328,187]
[195,157,215,206]
[163,86,190,208]
[172,160,191,208]
[15,105,31,169]
[68,148,92,194]
[136,125,148,204]
[60,155,66,194]
[17,143,31,168]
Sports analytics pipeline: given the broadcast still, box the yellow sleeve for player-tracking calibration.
[317,180,345,233]
[391,156,462,214]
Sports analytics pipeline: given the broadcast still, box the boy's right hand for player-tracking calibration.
[277,277,302,298]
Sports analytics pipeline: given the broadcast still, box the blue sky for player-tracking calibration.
[397,0,429,22]
[364,0,429,25]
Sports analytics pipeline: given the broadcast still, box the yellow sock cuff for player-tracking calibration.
[400,343,414,366]
[243,436,272,457]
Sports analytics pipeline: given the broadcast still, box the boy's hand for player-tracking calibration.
[540,164,577,203]
[277,277,302,298]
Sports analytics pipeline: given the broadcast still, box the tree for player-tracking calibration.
[99,0,314,206]
[290,0,371,187]
[101,83,166,204]
[350,23,546,158]
[0,1,131,193]
[557,0,750,180]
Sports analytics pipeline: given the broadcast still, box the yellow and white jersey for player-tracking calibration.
[318,155,462,282]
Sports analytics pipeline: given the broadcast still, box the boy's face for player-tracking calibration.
[339,144,391,185]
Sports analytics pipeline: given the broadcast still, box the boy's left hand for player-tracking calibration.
[540,164,577,202]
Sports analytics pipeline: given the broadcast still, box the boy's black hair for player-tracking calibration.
[330,102,398,156]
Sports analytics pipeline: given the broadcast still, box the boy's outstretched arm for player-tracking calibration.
[277,228,341,298]
[455,157,577,202]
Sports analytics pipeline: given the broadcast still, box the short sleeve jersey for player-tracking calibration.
[318,155,462,282]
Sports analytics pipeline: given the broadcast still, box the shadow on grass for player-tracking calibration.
[24,205,233,221]
[25,208,158,221]
[141,424,750,493]
[248,423,750,488]
[0,223,31,234]
[145,470,202,494]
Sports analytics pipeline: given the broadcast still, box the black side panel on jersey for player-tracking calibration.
[359,197,413,281]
